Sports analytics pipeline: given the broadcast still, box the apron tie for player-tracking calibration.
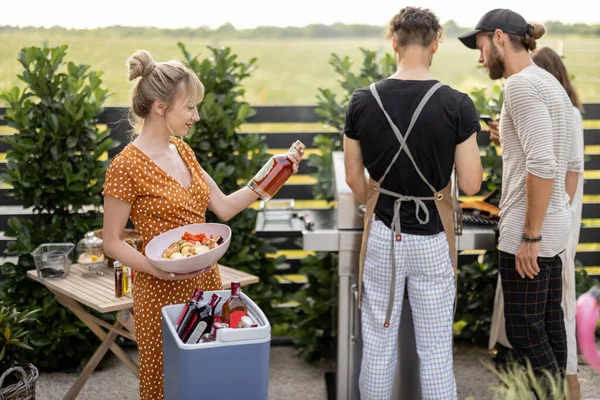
[391,195,431,233]
[381,189,437,328]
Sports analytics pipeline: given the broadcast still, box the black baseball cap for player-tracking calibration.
[458,9,529,49]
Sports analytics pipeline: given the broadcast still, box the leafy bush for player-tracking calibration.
[0,302,40,372]
[453,251,499,344]
[0,45,117,369]
[575,266,599,297]
[290,252,338,362]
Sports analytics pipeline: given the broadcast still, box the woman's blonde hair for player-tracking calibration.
[126,50,205,130]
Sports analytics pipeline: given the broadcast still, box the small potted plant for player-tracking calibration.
[0,302,40,400]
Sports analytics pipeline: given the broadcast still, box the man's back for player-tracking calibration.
[344,78,480,235]
[499,64,575,257]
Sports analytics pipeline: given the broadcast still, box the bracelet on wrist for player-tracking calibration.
[522,234,542,243]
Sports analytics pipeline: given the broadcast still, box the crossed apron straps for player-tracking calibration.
[368,81,444,328]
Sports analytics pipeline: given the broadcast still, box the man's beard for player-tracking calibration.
[487,44,505,80]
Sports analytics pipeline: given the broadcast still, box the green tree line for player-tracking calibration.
[1,19,599,39]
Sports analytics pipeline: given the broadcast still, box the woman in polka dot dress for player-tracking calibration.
[101,50,302,399]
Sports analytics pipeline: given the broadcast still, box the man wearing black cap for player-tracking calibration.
[459,8,576,395]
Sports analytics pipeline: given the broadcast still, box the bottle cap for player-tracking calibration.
[210,322,224,337]
[210,293,221,306]
[230,281,241,296]
[238,315,255,328]
[192,288,203,301]
[293,140,306,150]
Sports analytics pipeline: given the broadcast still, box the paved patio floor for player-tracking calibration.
[35,343,600,399]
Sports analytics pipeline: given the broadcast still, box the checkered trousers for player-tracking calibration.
[499,251,567,381]
[360,217,457,400]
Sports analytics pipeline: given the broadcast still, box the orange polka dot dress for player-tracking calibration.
[102,136,223,400]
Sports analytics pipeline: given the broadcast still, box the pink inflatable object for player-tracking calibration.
[576,286,600,372]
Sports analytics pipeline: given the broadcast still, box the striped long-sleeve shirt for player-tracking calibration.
[498,64,581,257]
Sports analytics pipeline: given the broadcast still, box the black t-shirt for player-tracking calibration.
[344,79,480,235]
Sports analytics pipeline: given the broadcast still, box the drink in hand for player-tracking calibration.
[248,140,305,201]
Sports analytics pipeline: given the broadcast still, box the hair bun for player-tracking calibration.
[127,50,155,81]
[531,23,546,40]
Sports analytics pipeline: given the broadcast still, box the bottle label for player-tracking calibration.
[186,321,208,344]
[252,158,274,183]
[229,311,247,329]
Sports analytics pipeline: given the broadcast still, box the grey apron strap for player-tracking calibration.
[369,81,443,193]
[368,80,443,328]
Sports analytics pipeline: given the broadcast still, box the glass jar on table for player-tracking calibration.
[77,231,106,277]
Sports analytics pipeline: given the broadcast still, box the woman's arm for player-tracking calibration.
[204,152,303,221]
[102,196,200,280]
[203,173,258,222]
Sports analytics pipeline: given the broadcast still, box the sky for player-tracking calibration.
[1,0,598,30]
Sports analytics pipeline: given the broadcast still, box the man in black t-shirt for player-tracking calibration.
[343,7,483,400]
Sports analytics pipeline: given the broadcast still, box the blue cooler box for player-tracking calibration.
[162,290,271,400]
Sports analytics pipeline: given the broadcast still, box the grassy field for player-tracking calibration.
[0,30,599,106]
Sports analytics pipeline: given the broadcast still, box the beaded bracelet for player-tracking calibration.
[522,234,542,243]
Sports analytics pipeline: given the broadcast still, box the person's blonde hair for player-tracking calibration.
[126,50,205,130]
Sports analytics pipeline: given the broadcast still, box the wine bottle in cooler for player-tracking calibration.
[199,321,225,343]
[175,288,203,329]
[184,293,222,344]
[176,290,206,339]
[221,282,248,328]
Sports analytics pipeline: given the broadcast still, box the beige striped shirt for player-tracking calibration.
[498,64,580,257]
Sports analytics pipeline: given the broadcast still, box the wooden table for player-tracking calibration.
[27,263,259,400]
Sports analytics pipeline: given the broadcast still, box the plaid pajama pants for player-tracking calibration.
[360,217,457,400]
[499,251,567,389]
